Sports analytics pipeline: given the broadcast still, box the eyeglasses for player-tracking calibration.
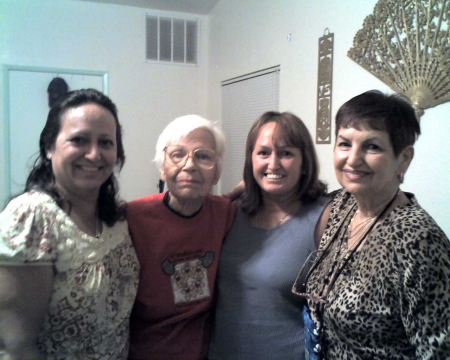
[292,248,350,304]
[164,146,217,170]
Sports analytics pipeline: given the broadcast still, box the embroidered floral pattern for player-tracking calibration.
[0,191,140,359]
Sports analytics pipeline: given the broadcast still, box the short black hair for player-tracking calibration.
[335,90,421,156]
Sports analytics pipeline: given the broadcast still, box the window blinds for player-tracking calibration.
[221,66,280,193]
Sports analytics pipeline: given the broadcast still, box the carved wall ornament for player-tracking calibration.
[348,0,450,119]
[316,29,334,144]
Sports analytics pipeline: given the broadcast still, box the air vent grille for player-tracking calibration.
[146,15,198,66]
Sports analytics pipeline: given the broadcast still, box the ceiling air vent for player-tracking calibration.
[146,15,198,66]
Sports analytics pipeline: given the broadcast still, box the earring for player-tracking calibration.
[398,172,404,184]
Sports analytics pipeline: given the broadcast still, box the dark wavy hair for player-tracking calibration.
[25,88,126,226]
[335,90,421,157]
[241,111,328,215]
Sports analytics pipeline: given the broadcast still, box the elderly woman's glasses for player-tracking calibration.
[164,146,217,170]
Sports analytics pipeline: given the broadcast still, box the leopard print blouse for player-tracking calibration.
[305,189,450,359]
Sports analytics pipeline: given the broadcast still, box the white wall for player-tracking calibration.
[1,0,449,236]
[206,0,450,236]
[0,0,209,205]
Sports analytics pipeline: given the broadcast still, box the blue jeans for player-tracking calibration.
[302,305,321,360]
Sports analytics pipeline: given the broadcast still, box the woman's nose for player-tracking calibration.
[346,147,363,166]
[85,144,101,160]
[181,154,197,170]
[268,153,280,168]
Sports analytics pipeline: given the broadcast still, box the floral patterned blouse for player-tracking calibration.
[0,191,140,359]
[304,189,450,359]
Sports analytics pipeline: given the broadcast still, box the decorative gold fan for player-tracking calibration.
[348,0,450,119]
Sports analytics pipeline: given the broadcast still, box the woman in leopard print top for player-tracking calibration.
[293,90,450,359]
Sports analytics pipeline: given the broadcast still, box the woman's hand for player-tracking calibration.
[223,181,245,202]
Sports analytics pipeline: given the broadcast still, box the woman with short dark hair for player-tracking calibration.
[293,90,450,359]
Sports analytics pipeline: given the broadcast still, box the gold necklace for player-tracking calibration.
[277,203,297,225]
[255,203,298,227]
[347,211,377,249]
[348,211,377,237]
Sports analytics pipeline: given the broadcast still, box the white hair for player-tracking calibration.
[154,115,226,178]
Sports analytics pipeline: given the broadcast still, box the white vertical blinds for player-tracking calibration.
[221,66,280,193]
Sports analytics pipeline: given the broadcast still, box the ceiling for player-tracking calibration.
[77,0,221,15]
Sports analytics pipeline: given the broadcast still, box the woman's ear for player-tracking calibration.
[45,144,53,160]
[212,168,220,185]
[399,146,414,176]
[160,168,167,182]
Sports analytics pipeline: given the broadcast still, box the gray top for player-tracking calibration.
[209,196,329,360]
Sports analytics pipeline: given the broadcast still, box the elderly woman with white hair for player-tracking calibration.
[127,115,236,360]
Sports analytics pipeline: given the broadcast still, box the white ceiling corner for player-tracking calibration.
[76,0,221,15]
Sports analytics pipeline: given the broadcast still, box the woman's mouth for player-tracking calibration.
[265,173,283,179]
[343,169,368,180]
[77,165,102,172]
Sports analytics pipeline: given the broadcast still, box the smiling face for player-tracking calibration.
[161,127,219,206]
[251,122,303,201]
[334,125,413,201]
[46,103,117,199]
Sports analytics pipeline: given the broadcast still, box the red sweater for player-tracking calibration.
[127,192,236,360]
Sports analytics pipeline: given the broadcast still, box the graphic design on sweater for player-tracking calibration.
[161,251,214,305]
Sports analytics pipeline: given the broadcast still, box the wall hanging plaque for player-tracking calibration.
[316,28,334,144]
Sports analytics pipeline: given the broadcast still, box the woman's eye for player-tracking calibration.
[99,139,115,148]
[337,141,350,148]
[196,152,212,161]
[280,150,293,158]
[70,137,87,145]
[366,144,381,152]
[171,151,185,159]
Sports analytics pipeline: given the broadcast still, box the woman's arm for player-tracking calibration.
[399,229,450,358]
[0,266,53,360]
[314,201,332,249]
[222,181,245,202]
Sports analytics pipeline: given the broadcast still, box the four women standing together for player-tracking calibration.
[0,88,449,359]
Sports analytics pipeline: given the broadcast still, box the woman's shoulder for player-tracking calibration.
[328,188,351,201]
[125,192,165,215]
[206,194,237,224]
[207,193,234,207]
[390,193,449,246]
[0,191,62,265]
[314,194,333,208]
[326,188,354,217]
[5,190,57,209]
[103,218,130,242]
[1,191,62,224]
